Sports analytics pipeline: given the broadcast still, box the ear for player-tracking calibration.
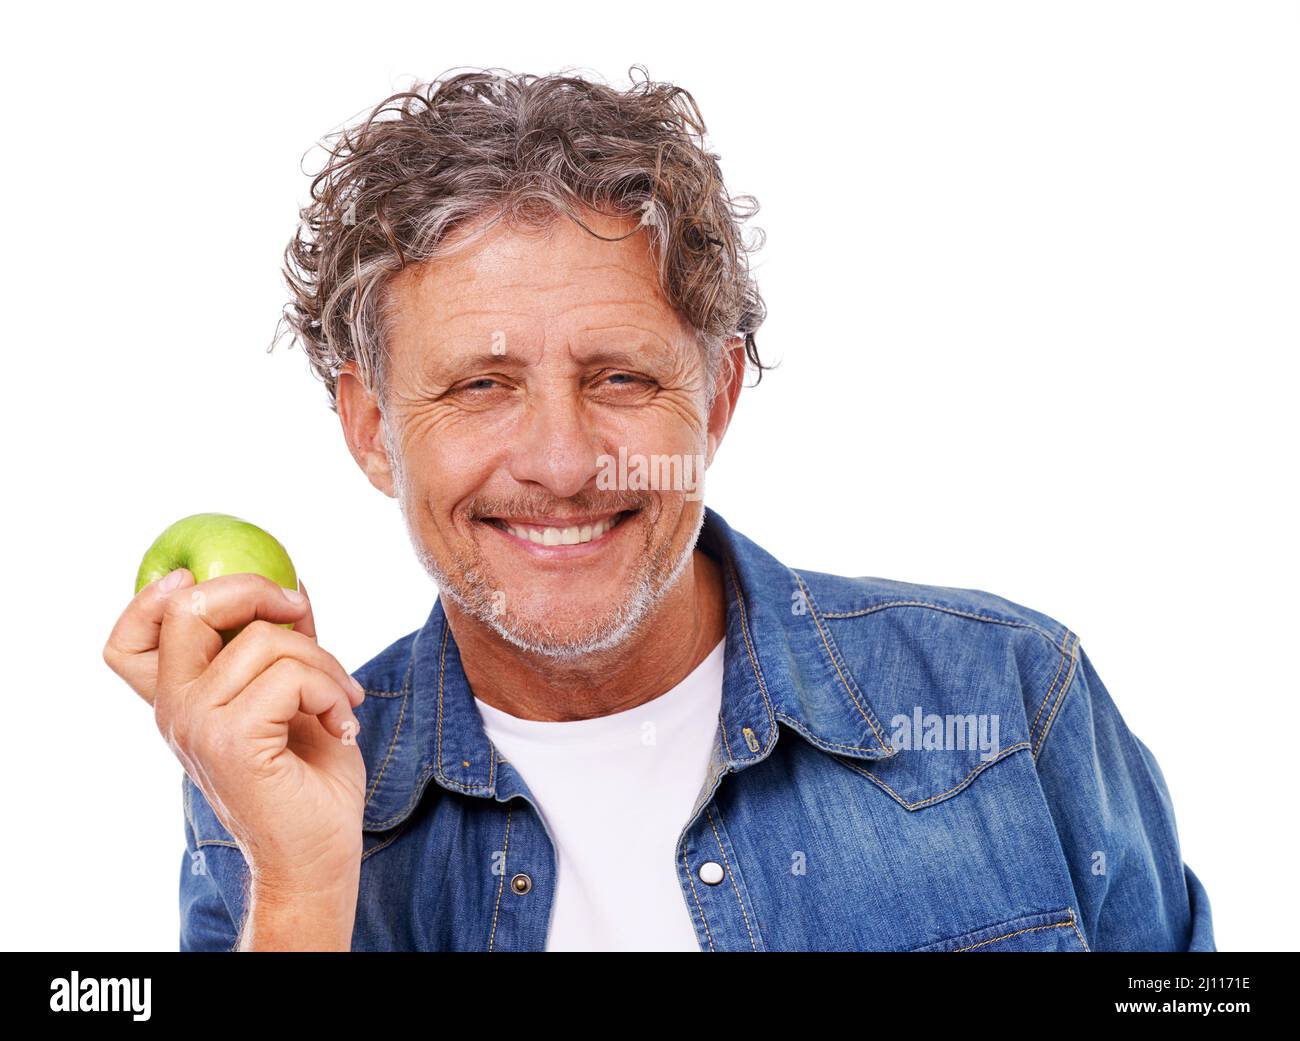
[705,337,746,465]
[336,362,397,498]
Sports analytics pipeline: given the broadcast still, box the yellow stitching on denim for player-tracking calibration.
[361,824,408,861]
[1031,632,1077,756]
[704,805,757,951]
[364,668,411,808]
[195,839,240,850]
[819,593,1074,756]
[1029,630,1072,743]
[820,600,1067,654]
[715,555,755,762]
[435,622,450,776]
[362,634,417,811]
[364,621,493,826]
[681,847,716,952]
[432,622,496,793]
[487,807,512,952]
[719,715,736,762]
[361,689,405,699]
[689,763,725,824]
[795,573,889,749]
[774,713,892,756]
[365,764,491,831]
[1033,634,1080,759]
[841,742,1032,810]
[722,555,777,744]
[1067,908,1090,950]
[951,914,1076,951]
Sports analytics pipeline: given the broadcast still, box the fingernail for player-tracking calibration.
[158,569,186,593]
[282,587,306,605]
[350,676,365,697]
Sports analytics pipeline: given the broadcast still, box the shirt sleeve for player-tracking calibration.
[1032,638,1215,951]
[178,787,242,952]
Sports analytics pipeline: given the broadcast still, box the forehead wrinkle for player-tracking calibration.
[569,320,676,354]
[467,248,665,298]
[388,226,681,355]
[428,293,676,338]
[470,262,662,304]
[431,305,533,322]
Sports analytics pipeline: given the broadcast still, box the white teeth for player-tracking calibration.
[503,513,624,546]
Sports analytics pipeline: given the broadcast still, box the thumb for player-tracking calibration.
[110,566,197,659]
[292,578,318,641]
[104,567,198,705]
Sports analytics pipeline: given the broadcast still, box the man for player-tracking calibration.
[104,68,1214,951]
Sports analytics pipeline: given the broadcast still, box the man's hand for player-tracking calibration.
[104,570,366,951]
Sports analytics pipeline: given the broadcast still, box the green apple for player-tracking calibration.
[135,514,299,640]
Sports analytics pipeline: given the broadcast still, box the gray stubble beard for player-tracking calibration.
[384,413,705,661]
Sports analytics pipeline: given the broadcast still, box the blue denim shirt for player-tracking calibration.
[179,507,1214,951]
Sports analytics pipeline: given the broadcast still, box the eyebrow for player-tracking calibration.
[570,344,668,369]
[570,327,677,365]
[422,350,529,387]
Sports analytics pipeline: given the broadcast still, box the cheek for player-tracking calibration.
[600,397,709,456]
[400,413,501,516]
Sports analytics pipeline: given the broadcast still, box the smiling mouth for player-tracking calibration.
[481,509,635,547]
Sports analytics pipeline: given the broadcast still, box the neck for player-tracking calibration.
[445,547,727,722]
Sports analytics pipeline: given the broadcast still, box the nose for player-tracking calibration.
[506,386,602,499]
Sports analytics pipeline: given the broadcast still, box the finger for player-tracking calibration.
[103,568,195,704]
[205,622,365,711]
[156,573,309,692]
[292,579,318,641]
[235,659,360,742]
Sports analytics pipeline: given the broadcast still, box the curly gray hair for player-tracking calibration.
[274,65,768,410]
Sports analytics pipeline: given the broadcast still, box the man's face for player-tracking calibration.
[362,210,728,658]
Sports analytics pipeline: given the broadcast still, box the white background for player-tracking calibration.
[0,0,1294,951]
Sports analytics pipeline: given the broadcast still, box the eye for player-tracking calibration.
[439,375,515,408]
[453,376,506,393]
[596,371,655,389]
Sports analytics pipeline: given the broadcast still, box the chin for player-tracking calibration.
[483,602,652,660]
[414,499,704,659]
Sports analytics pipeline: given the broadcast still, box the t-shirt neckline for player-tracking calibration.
[472,638,726,744]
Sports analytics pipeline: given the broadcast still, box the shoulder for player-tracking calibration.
[793,567,1072,650]
[791,567,1081,752]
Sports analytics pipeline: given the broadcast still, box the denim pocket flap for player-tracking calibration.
[911,908,1087,952]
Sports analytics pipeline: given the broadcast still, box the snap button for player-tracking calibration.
[510,872,532,895]
[698,861,725,885]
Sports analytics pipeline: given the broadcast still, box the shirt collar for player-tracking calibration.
[362,506,896,832]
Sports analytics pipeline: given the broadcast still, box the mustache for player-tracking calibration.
[467,488,655,521]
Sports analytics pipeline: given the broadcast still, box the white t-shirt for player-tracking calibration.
[473,639,726,952]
